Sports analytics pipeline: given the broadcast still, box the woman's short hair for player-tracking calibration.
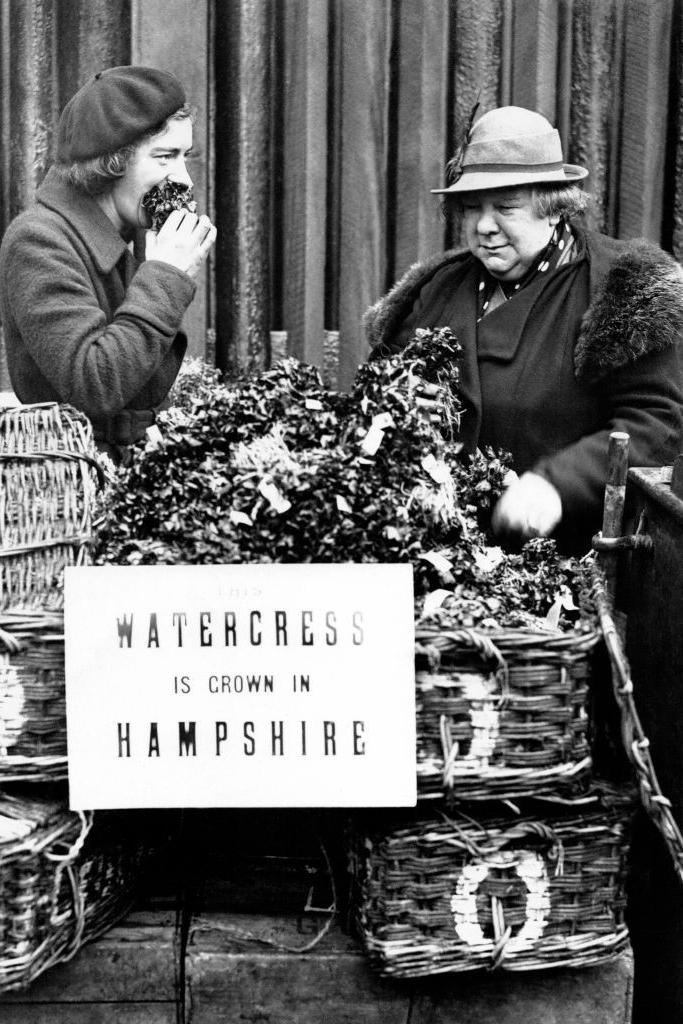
[531,183,589,219]
[442,182,589,222]
[54,103,194,196]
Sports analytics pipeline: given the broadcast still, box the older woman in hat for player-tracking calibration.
[365,106,683,553]
[368,105,683,1021]
[0,65,216,459]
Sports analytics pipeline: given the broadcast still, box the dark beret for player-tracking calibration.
[56,65,186,162]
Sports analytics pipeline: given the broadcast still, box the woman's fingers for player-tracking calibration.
[193,214,216,244]
[156,207,186,233]
[199,224,217,252]
[146,209,217,278]
[157,210,215,240]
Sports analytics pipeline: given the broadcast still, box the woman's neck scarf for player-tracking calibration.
[476,218,575,323]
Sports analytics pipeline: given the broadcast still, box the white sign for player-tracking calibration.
[64,563,416,810]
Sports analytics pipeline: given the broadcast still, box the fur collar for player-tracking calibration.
[363,248,464,353]
[364,230,683,383]
[575,233,683,382]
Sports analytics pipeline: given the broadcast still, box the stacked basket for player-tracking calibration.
[415,622,598,801]
[0,403,148,992]
[0,403,100,780]
[353,792,631,977]
[352,605,634,977]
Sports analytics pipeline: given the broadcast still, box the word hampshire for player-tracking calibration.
[116,718,367,758]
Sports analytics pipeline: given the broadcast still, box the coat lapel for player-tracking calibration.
[35,167,128,274]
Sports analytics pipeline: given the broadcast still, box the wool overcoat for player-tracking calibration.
[0,167,196,447]
[364,227,683,550]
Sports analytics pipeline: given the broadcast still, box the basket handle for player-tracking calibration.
[39,811,93,971]
[417,628,510,715]
[441,814,564,873]
[0,626,24,654]
[417,626,507,669]
[45,810,92,868]
[592,564,683,884]
[487,820,563,872]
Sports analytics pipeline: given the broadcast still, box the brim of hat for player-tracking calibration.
[431,163,589,194]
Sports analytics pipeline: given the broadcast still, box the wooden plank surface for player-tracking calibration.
[392,0,449,280]
[131,0,212,359]
[511,0,559,122]
[334,0,392,389]
[0,1004,176,1024]
[618,0,674,240]
[186,913,410,1024]
[281,0,328,369]
[408,956,633,1024]
[0,909,178,1004]
[186,912,632,1024]
[0,904,632,1024]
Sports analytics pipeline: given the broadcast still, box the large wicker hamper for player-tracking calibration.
[352,790,633,977]
[0,403,101,781]
[0,402,100,612]
[0,789,149,992]
[415,621,601,801]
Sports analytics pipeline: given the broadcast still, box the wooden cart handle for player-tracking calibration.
[599,431,630,599]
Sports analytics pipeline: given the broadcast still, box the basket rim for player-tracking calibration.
[415,623,601,656]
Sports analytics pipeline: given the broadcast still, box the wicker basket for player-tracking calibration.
[415,623,600,801]
[0,790,148,992]
[352,791,633,977]
[0,403,100,611]
[0,611,67,781]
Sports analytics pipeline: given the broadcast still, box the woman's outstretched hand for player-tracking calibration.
[492,471,562,539]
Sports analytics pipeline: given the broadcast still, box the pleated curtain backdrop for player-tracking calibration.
[0,0,681,390]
